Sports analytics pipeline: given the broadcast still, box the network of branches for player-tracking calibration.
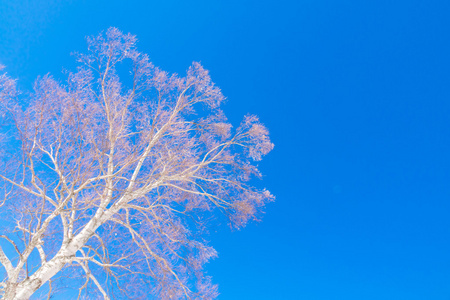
[0,28,273,299]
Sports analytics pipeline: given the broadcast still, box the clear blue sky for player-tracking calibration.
[1,1,450,299]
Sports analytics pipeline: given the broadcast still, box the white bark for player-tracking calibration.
[10,189,138,299]
[0,28,272,299]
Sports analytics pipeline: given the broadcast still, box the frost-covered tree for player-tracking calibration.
[0,28,273,299]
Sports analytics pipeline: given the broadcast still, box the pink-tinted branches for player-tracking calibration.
[0,28,273,299]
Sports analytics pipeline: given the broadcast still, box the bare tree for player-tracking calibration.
[0,28,273,299]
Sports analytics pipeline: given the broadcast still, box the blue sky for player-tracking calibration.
[1,0,450,299]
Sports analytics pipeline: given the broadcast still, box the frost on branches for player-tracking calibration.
[0,28,273,299]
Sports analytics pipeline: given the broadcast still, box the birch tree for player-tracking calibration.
[0,28,273,299]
